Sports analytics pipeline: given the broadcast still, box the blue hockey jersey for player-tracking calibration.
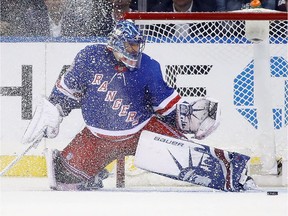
[49,44,181,136]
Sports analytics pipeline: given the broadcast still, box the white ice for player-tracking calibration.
[1,177,287,216]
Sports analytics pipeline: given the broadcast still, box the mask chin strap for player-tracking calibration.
[113,51,139,70]
[113,51,122,62]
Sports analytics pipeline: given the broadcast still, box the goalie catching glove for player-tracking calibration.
[22,97,63,145]
[176,98,220,139]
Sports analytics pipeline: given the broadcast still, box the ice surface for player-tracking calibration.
[0,177,287,216]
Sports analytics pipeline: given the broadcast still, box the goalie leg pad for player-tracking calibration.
[135,131,254,192]
[45,148,109,191]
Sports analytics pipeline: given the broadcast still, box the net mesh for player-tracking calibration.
[138,20,287,44]
[133,16,288,131]
[121,12,288,185]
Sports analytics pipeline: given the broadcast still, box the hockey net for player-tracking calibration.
[112,10,288,188]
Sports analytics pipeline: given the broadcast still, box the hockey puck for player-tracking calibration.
[267,191,278,195]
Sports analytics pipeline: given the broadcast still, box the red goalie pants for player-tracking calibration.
[60,117,185,179]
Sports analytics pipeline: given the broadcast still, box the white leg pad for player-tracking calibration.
[44,148,57,189]
[134,130,201,177]
[134,130,252,192]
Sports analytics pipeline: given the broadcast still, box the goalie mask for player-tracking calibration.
[107,20,145,70]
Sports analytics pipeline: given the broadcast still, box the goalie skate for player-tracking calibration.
[45,149,109,191]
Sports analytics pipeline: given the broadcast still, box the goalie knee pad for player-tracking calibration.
[45,149,84,190]
[53,151,85,184]
[45,149,109,191]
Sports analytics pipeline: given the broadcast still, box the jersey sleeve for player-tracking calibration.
[48,47,90,116]
[146,58,181,116]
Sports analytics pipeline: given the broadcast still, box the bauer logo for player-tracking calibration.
[233,57,288,129]
[154,136,185,147]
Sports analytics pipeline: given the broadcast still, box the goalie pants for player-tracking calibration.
[60,117,185,179]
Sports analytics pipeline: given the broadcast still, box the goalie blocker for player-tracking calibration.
[134,131,257,192]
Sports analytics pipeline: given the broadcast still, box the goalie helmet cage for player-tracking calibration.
[116,11,288,187]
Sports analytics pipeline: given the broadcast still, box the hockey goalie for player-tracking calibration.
[22,20,256,192]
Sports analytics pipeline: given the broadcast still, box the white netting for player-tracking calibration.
[138,19,287,44]
[120,11,288,186]
[129,11,287,132]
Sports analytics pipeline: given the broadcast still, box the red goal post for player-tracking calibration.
[118,10,288,187]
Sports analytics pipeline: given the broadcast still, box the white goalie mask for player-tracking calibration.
[107,20,145,70]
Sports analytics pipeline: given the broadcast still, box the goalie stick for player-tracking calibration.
[0,133,43,177]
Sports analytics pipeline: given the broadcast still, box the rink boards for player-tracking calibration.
[0,38,287,184]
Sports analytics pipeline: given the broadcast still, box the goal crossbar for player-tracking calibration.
[124,11,288,21]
